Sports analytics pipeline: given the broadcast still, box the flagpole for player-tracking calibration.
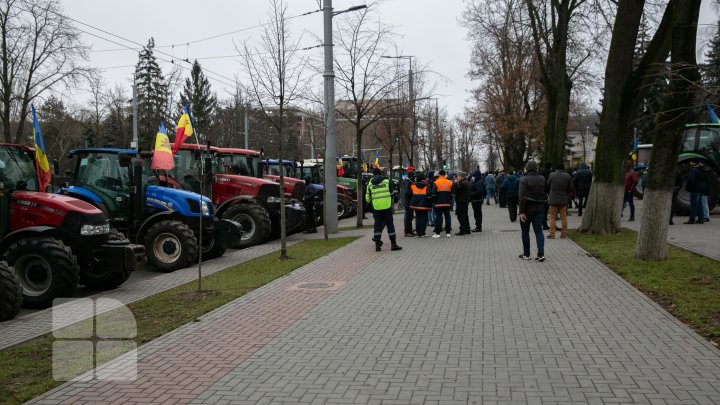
[187,104,203,293]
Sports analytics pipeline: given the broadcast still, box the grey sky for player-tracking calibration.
[61,0,719,118]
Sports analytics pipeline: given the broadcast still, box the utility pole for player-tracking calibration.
[244,102,250,149]
[409,63,416,167]
[132,77,138,150]
[323,0,339,234]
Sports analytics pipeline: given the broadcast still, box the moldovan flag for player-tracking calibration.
[706,102,719,124]
[373,152,379,168]
[31,104,51,192]
[171,104,194,154]
[151,123,174,171]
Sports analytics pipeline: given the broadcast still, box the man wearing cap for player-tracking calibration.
[454,172,471,235]
[402,167,416,237]
[518,161,546,261]
[366,167,402,251]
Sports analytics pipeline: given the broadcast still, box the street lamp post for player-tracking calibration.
[323,1,367,234]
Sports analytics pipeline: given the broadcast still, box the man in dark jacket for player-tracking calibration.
[496,171,507,208]
[670,168,682,225]
[302,177,322,234]
[622,165,639,221]
[402,167,416,236]
[409,173,432,237]
[432,169,455,238]
[454,172,471,235]
[572,163,593,216]
[540,162,553,230]
[547,163,573,239]
[500,171,520,222]
[469,170,486,232]
[685,161,708,224]
[519,161,546,261]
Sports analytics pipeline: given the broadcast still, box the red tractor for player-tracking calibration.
[157,144,305,249]
[0,144,145,317]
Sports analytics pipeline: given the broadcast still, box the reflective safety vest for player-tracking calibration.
[366,178,392,210]
[410,184,431,211]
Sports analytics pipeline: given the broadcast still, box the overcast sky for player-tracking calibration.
[61,0,719,119]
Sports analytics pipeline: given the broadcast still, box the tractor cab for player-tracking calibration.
[0,145,39,235]
[71,149,135,222]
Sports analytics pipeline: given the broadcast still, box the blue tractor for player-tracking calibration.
[60,149,241,272]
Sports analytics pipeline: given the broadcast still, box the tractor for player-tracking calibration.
[166,144,305,249]
[676,124,720,212]
[60,148,241,272]
[0,144,144,312]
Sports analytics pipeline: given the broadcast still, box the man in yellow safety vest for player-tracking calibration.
[366,168,402,252]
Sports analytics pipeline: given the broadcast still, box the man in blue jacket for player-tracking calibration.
[402,167,416,236]
[500,171,520,222]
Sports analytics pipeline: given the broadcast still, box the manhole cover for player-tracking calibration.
[297,282,335,289]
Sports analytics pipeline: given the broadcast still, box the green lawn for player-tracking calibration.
[570,229,720,344]
[0,237,356,405]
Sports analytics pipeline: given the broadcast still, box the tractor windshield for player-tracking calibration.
[217,153,256,177]
[698,127,720,161]
[298,166,321,184]
[265,162,294,177]
[75,152,130,218]
[0,146,38,192]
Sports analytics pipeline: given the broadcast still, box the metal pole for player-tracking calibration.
[409,61,416,167]
[244,102,250,149]
[132,76,138,150]
[323,0,338,234]
[309,124,316,160]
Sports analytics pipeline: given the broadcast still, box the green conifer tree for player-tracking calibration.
[134,38,168,149]
[182,60,217,142]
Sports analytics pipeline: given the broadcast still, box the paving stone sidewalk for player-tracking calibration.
[32,204,720,404]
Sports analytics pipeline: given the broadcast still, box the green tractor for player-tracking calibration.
[676,124,720,212]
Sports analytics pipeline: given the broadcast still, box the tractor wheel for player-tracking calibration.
[224,204,271,249]
[144,220,198,272]
[80,229,133,291]
[0,261,21,321]
[5,237,79,309]
[337,200,347,219]
[201,233,226,261]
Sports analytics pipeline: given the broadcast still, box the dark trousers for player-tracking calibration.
[577,194,588,216]
[499,190,506,207]
[471,201,483,230]
[623,191,635,218]
[404,206,414,233]
[690,192,704,222]
[456,202,470,233]
[372,208,396,243]
[520,210,545,257]
[506,195,518,222]
[434,207,452,234]
[415,210,429,236]
[304,201,316,230]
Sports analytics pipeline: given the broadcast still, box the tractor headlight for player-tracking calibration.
[201,200,210,216]
[266,196,281,204]
[80,223,110,236]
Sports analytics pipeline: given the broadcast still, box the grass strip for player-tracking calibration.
[569,229,720,345]
[0,237,357,405]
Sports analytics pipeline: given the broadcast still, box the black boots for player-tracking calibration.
[375,239,401,251]
[391,243,402,251]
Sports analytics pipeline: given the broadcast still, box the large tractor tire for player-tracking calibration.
[201,234,226,261]
[144,220,198,272]
[81,229,132,291]
[5,237,79,309]
[223,204,271,249]
[675,162,719,215]
[0,261,21,321]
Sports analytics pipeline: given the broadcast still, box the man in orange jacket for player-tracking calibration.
[431,170,455,238]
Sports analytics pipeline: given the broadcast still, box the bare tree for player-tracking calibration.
[0,0,91,144]
[455,116,481,172]
[238,0,310,260]
[332,3,400,228]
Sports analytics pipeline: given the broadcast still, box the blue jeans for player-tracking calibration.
[486,188,497,204]
[433,207,452,234]
[690,192,704,222]
[520,210,545,257]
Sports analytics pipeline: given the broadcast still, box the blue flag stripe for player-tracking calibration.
[31,104,46,154]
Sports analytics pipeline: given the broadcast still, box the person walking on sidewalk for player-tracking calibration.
[519,161,547,261]
[485,172,497,205]
[572,163,593,216]
[402,167,416,236]
[432,169,455,238]
[409,172,432,237]
[622,165,638,221]
[500,171,520,222]
[470,170,486,232]
[454,172,471,235]
[547,163,573,239]
[366,168,402,251]
[496,171,507,208]
[302,176,322,234]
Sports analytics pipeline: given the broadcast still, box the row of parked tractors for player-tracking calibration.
[0,142,358,321]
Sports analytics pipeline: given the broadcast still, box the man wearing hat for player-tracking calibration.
[366,167,402,251]
[402,167,416,237]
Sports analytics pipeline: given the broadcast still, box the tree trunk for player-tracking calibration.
[356,128,364,228]
[636,0,701,261]
[636,189,672,260]
[581,182,624,234]
[541,74,571,167]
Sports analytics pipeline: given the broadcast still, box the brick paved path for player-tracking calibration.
[32,205,720,404]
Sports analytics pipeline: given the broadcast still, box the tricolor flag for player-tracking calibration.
[338,156,343,168]
[31,104,51,192]
[706,102,719,124]
[373,152,379,168]
[171,103,195,154]
[151,123,174,171]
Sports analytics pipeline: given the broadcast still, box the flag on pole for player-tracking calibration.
[373,152,379,168]
[31,104,51,192]
[706,102,719,124]
[151,123,174,171]
[171,103,195,154]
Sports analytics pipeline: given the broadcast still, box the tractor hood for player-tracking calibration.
[12,191,102,216]
[145,186,213,217]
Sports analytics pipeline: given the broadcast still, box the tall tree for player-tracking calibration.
[0,0,90,144]
[703,20,720,107]
[636,0,702,261]
[39,96,83,172]
[135,38,168,149]
[581,0,679,235]
[239,0,310,260]
[182,60,217,141]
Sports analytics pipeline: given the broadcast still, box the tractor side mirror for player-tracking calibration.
[118,153,132,168]
[53,159,60,176]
